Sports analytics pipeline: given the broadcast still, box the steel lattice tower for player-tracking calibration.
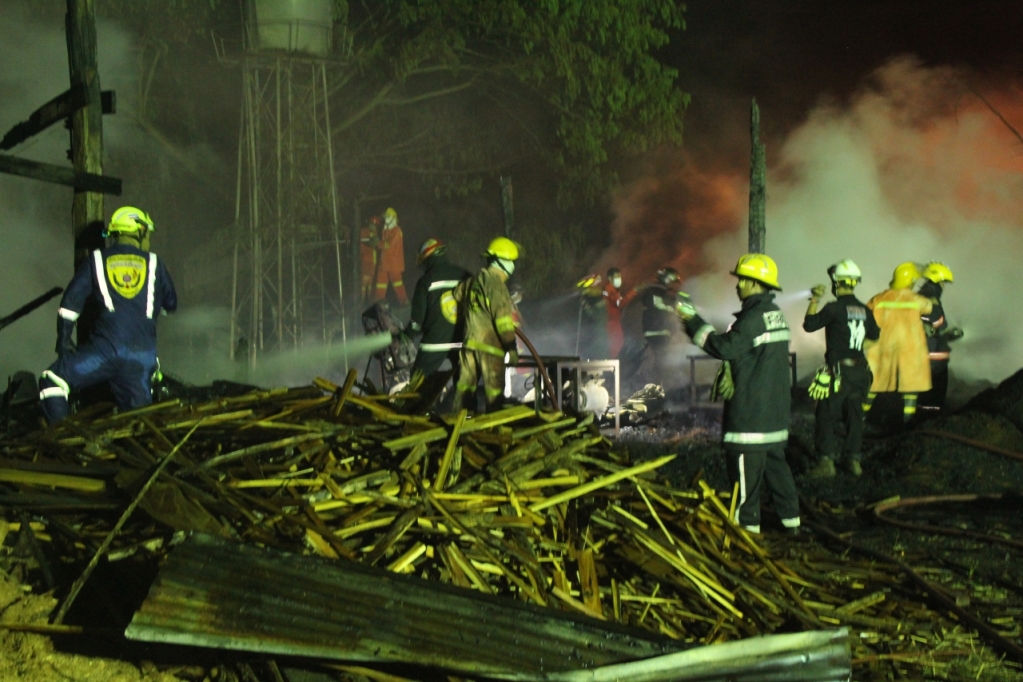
[230,49,348,366]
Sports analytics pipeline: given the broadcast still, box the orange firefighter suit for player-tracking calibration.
[373,224,408,304]
[359,223,379,301]
[866,288,934,393]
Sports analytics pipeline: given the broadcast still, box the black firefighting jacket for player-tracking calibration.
[640,284,678,337]
[802,294,880,365]
[684,292,791,452]
[918,280,950,358]
[407,256,469,351]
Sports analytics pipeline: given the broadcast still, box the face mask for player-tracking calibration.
[497,258,515,276]
[611,276,622,289]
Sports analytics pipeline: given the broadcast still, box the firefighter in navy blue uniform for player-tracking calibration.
[677,254,800,535]
[625,268,679,380]
[406,238,469,383]
[917,262,962,413]
[39,206,177,423]
[803,260,880,478]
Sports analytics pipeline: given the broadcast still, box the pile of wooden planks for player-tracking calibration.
[0,375,1019,679]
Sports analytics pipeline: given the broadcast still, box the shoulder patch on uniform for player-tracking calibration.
[762,310,788,330]
[106,254,147,300]
[846,305,867,321]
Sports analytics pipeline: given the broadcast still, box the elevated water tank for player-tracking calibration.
[249,0,333,56]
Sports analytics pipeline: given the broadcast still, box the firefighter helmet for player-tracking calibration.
[656,267,680,286]
[417,238,446,264]
[576,274,601,290]
[731,253,781,290]
[483,236,520,261]
[108,206,154,235]
[383,207,398,228]
[890,261,921,290]
[923,261,953,284]
[828,259,862,285]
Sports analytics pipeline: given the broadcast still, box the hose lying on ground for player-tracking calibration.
[916,429,1023,463]
[873,493,1023,551]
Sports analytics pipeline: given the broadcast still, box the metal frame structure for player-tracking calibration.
[230,48,348,367]
[517,356,621,436]
[689,353,798,408]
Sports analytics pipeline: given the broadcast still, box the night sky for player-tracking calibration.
[672,0,1023,163]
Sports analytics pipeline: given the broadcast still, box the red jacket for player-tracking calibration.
[377,225,405,274]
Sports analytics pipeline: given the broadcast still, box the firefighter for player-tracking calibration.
[602,267,639,359]
[39,206,178,423]
[454,237,520,412]
[359,215,381,302]
[676,254,800,535]
[863,262,933,423]
[803,260,880,478]
[373,207,408,305]
[406,238,469,385]
[917,262,963,413]
[626,267,679,380]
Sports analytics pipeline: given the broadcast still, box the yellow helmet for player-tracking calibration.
[731,253,781,290]
[922,261,953,284]
[890,261,921,289]
[483,236,520,261]
[108,206,154,235]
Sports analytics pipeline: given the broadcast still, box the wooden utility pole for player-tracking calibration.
[500,175,514,237]
[66,0,106,264]
[748,98,766,253]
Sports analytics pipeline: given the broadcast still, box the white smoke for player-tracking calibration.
[680,57,1023,383]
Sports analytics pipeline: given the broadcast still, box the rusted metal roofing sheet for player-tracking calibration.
[125,533,682,677]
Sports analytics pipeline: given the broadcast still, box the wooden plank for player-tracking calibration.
[0,87,115,151]
[0,468,105,492]
[0,153,121,194]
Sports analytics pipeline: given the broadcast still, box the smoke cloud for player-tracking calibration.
[604,57,1023,383]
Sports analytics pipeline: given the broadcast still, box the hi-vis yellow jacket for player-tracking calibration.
[866,288,934,393]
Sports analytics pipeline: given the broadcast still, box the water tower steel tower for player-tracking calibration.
[231,0,348,366]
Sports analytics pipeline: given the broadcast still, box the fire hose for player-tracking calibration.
[515,328,559,411]
[872,492,1023,550]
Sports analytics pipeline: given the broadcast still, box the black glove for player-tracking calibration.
[56,319,76,355]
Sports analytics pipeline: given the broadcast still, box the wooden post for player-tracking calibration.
[748,99,766,254]
[66,0,105,265]
[500,175,514,238]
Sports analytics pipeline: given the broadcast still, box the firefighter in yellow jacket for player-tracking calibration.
[864,261,934,422]
[455,237,520,411]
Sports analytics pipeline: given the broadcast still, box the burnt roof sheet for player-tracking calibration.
[126,533,682,678]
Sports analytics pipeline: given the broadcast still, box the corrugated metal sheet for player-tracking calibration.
[126,533,682,677]
[540,629,851,682]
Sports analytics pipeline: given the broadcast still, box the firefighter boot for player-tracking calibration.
[806,457,836,479]
[844,458,863,477]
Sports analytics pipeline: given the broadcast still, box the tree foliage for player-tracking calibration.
[334,0,689,204]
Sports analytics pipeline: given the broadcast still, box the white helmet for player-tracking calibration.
[828,259,861,285]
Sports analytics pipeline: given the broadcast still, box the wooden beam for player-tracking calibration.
[66,0,107,264]
[0,153,121,194]
[0,87,114,151]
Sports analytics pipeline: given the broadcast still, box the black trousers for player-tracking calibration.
[413,348,460,377]
[815,363,871,462]
[918,359,949,411]
[725,447,800,529]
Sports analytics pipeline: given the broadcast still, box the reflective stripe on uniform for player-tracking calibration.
[146,253,158,319]
[465,338,505,357]
[644,330,670,337]
[58,308,80,321]
[495,315,516,334]
[420,342,462,351]
[752,329,790,346]
[39,370,70,399]
[781,517,801,528]
[723,429,789,445]
[652,295,672,311]
[929,351,950,360]
[93,250,115,312]
[692,324,714,348]
[736,453,747,524]
[875,301,921,309]
[428,279,461,292]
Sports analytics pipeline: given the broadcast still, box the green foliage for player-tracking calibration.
[335,0,689,205]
